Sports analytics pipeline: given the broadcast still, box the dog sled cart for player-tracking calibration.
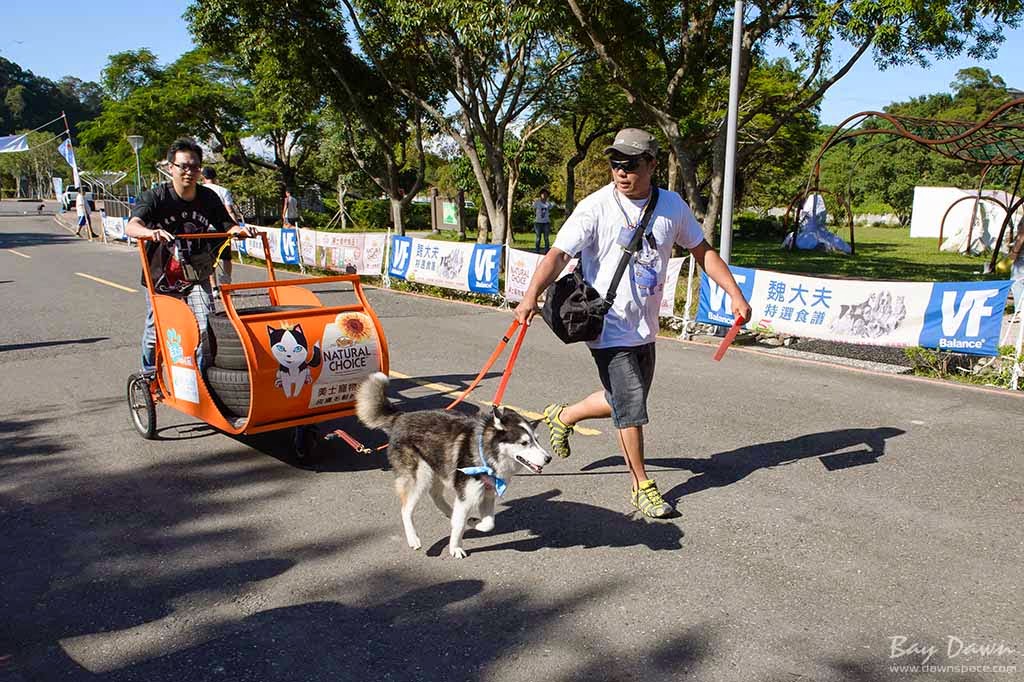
[126,232,390,457]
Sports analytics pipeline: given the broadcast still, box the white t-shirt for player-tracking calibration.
[75,192,87,217]
[204,182,234,210]
[552,183,704,349]
[534,198,552,223]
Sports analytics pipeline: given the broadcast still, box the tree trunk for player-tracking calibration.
[476,211,490,243]
[390,196,405,236]
[564,158,579,215]
[337,175,348,229]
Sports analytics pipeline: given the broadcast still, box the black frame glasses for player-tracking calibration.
[170,161,202,174]
[609,157,643,172]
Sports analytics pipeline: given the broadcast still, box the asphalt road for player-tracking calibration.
[1,202,1021,681]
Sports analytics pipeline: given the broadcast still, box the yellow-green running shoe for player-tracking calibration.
[542,403,574,458]
[631,479,673,518]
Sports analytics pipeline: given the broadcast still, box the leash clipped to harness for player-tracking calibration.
[458,431,508,496]
[329,319,530,455]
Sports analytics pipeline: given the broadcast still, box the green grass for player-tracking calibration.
[730,225,995,282]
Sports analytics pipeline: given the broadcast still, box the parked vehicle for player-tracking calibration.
[61,184,95,212]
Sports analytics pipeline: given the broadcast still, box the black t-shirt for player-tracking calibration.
[132,183,234,285]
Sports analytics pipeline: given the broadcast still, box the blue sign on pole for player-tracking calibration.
[696,265,756,326]
[918,281,1011,356]
[388,236,413,279]
[467,244,502,294]
[280,227,300,265]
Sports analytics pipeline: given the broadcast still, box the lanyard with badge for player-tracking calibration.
[613,189,661,296]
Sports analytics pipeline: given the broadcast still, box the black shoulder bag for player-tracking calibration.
[542,187,659,344]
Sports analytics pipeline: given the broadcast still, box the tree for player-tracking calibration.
[188,0,436,233]
[78,49,253,178]
[343,0,585,244]
[564,0,1024,243]
[542,59,632,213]
[0,57,101,134]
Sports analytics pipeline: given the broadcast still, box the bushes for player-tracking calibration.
[341,199,432,231]
[735,212,786,240]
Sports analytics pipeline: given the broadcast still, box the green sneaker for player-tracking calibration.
[631,479,673,518]
[542,403,574,458]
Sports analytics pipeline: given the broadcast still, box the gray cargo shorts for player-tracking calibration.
[589,343,656,429]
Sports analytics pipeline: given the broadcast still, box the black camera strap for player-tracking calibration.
[604,186,660,306]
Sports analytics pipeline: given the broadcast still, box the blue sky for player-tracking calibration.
[2,0,1022,126]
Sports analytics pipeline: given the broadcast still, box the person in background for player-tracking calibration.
[533,189,553,253]
[282,188,299,227]
[75,189,96,239]
[201,166,245,297]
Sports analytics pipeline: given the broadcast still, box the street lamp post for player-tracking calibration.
[126,135,144,201]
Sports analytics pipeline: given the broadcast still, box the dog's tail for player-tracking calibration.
[356,372,399,431]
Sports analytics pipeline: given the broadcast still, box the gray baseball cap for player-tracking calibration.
[604,128,658,157]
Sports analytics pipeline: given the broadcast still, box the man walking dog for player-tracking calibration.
[514,128,751,518]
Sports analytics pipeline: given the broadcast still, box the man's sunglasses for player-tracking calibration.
[170,161,202,173]
[609,157,643,172]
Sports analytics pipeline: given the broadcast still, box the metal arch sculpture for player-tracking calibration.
[805,98,1024,271]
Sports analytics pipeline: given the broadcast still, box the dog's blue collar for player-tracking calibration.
[458,431,507,496]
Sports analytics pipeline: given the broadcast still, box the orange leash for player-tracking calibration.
[446,319,522,409]
[335,319,530,454]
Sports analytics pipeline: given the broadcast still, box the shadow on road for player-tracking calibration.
[0,231,77,249]
[578,427,905,501]
[0,337,109,354]
[422,489,685,556]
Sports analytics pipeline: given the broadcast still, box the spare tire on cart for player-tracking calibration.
[207,304,314,416]
[209,305,313,370]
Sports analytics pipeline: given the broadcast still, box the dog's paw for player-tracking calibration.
[449,546,467,559]
[407,536,422,550]
[474,517,495,533]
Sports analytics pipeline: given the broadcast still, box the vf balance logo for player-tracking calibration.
[388,236,412,279]
[696,265,755,326]
[919,281,1011,356]
[468,244,501,294]
[281,228,300,265]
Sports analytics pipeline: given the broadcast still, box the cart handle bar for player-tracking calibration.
[220,274,362,292]
[136,232,249,241]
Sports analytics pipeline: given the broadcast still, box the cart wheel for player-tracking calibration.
[127,373,157,439]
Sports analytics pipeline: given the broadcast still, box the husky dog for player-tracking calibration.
[356,372,551,558]
[268,324,322,397]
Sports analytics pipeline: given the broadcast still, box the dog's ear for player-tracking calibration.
[528,418,543,430]
[491,405,506,429]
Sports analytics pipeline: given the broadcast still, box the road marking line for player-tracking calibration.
[388,370,601,436]
[5,249,31,259]
[75,272,137,293]
[388,370,460,395]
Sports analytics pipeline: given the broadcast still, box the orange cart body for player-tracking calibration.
[137,232,389,436]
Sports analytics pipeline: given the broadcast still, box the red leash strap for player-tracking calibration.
[713,315,746,362]
[325,428,373,455]
[491,321,528,406]
[446,319,520,410]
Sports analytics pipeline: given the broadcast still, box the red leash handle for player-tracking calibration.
[713,315,746,362]
[446,319,520,410]
[491,321,529,407]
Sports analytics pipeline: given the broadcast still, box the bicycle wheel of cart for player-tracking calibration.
[127,373,157,439]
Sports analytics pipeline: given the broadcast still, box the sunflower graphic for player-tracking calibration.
[335,313,373,345]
